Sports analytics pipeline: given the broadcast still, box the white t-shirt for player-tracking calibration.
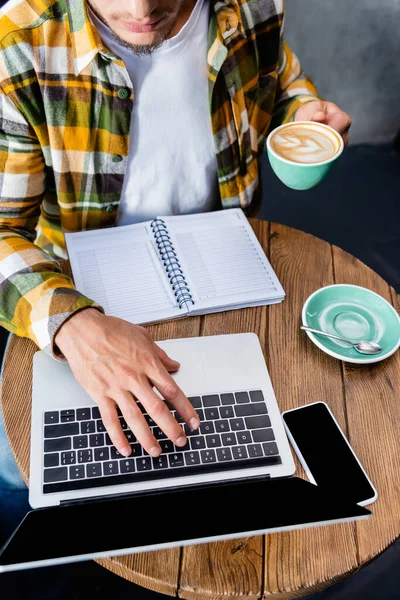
[89,0,220,225]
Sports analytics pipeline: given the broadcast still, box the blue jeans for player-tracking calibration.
[0,334,30,546]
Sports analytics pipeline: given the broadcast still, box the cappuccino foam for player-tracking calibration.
[270,123,341,164]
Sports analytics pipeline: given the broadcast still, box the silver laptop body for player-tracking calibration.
[29,332,295,509]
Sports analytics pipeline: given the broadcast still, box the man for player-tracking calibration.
[0,0,351,494]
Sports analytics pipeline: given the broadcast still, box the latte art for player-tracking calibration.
[269,123,341,164]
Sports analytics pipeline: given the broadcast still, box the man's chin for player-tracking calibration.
[112,25,174,54]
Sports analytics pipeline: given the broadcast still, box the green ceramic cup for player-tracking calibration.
[267,121,344,191]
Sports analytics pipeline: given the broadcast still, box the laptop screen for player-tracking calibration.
[0,477,370,572]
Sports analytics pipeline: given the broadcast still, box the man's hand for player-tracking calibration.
[55,309,200,458]
[294,100,352,146]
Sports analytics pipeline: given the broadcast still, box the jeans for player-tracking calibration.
[0,334,30,546]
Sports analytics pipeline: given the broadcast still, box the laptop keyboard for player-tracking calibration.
[42,390,282,494]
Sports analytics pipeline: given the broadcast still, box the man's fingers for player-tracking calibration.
[148,362,200,431]
[311,110,327,123]
[98,399,132,457]
[116,390,162,457]
[325,108,352,136]
[154,344,180,372]
[132,380,189,448]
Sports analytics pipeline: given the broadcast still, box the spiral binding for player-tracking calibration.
[150,218,195,310]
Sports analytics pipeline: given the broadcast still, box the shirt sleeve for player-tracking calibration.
[271,33,321,129]
[0,89,104,360]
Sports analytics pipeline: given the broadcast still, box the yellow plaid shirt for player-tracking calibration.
[0,0,318,356]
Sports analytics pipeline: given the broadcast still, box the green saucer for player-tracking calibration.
[302,284,400,364]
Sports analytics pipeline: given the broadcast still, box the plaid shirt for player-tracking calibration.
[0,0,318,356]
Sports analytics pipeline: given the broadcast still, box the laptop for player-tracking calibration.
[0,333,371,572]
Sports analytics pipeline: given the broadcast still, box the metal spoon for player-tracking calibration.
[300,325,382,355]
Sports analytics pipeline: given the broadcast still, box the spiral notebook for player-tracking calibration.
[64,208,285,324]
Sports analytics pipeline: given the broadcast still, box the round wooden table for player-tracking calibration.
[2,220,400,600]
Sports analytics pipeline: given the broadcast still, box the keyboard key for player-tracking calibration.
[159,440,174,453]
[91,407,101,419]
[96,420,106,432]
[169,453,185,467]
[89,434,105,447]
[202,394,220,407]
[252,428,275,443]
[249,390,264,403]
[221,432,237,446]
[245,415,271,429]
[217,447,233,461]
[232,446,248,460]
[188,396,201,409]
[220,393,234,405]
[215,420,230,433]
[110,447,123,460]
[144,414,156,427]
[76,408,91,421]
[190,437,206,450]
[44,467,68,483]
[200,449,217,463]
[105,434,113,445]
[195,409,204,422]
[73,435,88,449]
[60,409,75,422]
[78,449,93,463]
[44,423,79,438]
[69,465,85,479]
[129,443,143,457]
[185,451,200,465]
[184,424,200,437]
[200,421,215,434]
[81,421,95,434]
[120,459,135,473]
[235,392,250,404]
[153,427,167,440]
[229,418,245,431]
[205,434,221,448]
[220,406,234,418]
[248,443,263,458]
[125,430,136,443]
[94,447,110,461]
[263,442,279,456]
[137,457,152,471]
[44,437,71,452]
[103,461,119,475]
[44,411,59,425]
[235,403,268,417]
[61,451,76,465]
[44,453,59,468]
[205,408,219,420]
[119,417,129,430]
[152,455,168,469]
[86,463,102,478]
[236,431,252,444]
[174,412,185,424]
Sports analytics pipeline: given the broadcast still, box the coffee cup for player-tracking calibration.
[266,121,344,190]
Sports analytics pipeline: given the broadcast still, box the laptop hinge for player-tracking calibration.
[60,473,272,507]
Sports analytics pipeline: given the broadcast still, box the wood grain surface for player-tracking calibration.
[1,220,399,600]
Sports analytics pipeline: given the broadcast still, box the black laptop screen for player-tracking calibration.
[0,477,370,571]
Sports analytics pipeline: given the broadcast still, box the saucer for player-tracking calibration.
[301,284,400,364]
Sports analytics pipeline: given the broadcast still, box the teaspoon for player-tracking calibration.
[300,325,382,355]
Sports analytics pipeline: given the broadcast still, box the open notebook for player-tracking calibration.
[64,208,285,324]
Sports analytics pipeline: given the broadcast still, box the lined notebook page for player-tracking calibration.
[65,223,180,324]
[163,209,285,312]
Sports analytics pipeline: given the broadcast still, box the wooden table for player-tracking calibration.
[2,220,400,600]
